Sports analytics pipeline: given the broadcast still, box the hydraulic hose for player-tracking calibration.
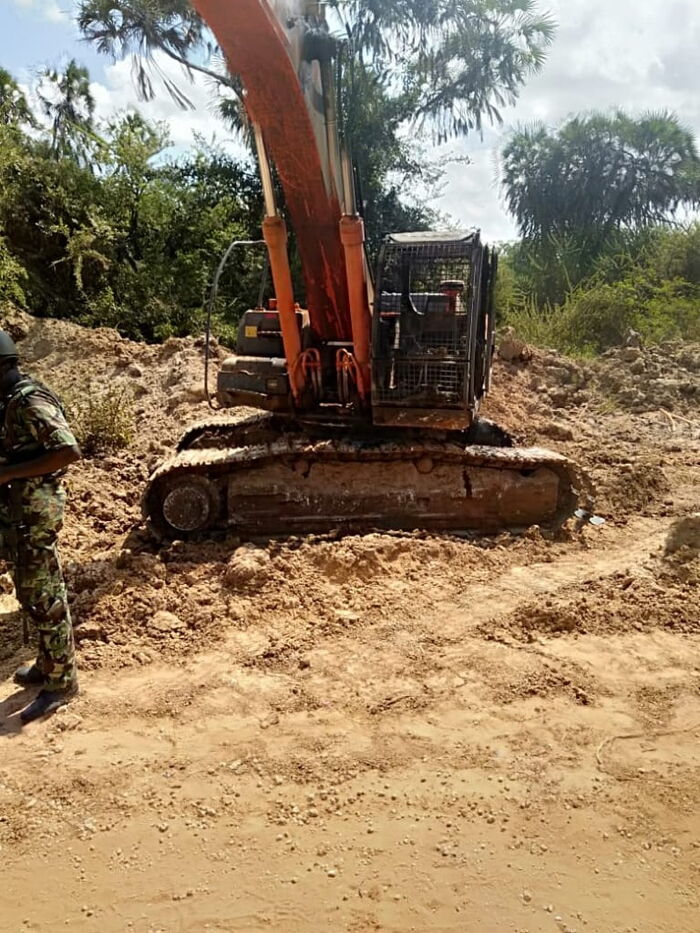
[204,239,266,409]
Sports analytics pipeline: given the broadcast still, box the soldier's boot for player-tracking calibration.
[14,664,47,687]
[20,682,79,725]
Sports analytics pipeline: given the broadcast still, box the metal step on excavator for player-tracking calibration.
[143,0,588,541]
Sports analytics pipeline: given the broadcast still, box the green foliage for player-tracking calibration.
[65,382,135,456]
[330,0,555,143]
[329,0,554,248]
[643,224,700,285]
[0,122,108,318]
[0,65,265,342]
[501,111,700,308]
[0,68,35,127]
[500,224,700,355]
[0,234,27,306]
[341,65,441,253]
[503,111,700,243]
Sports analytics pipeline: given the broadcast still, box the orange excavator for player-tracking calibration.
[144,0,583,539]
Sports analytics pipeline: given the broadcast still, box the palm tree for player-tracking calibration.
[77,0,238,107]
[502,111,700,244]
[37,59,96,163]
[500,110,700,305]
[328,0,556,143]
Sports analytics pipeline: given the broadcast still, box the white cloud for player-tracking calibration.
[10,0,71,22]
[436,0,700,241]
[89,53,243,155]
[45,1,66,24]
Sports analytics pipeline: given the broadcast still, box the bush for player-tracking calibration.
[646,224,700,285]
[556,281,639,353]
[501,281,639,356]
[0,235,26,307]
[65,382,135,456]
[498,301,569,352]
[500,227,700,355]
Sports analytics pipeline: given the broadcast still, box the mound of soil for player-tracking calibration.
[493,337,700,420]
[0,306,693,679]
[596,343,700,414]
[484,568,700,643]
[1,305,230,455]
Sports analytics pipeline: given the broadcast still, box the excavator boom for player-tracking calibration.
[193,0,352,341]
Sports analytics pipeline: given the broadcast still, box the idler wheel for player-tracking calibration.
[161,475,221,534]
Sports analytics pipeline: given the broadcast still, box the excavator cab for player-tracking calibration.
[372,231,497,431]
[216,230,497,429]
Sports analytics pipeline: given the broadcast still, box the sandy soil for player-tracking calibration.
[0,311,699,933]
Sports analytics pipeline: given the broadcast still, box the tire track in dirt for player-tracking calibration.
[429,517,667,636]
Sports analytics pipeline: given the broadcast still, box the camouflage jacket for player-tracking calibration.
[0,377,77,479]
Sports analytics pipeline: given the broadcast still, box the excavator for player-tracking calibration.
[143,0,583,540]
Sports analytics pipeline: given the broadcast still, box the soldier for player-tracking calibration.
[0,330,81,724]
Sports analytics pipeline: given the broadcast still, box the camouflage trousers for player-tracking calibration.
[0,479,77,691]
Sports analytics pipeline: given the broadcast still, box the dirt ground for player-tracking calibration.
[0,311,699,933]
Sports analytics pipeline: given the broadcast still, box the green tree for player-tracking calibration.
[37,59,96,163]
[329,0,555,143]
[159,144,265,335]
[0,233,27,306]
[102,111,170,267]
[500,111,700,305]
[77,1,238,106]
[0,100,266,340]
[0,68,34,127]
[502,111,700,246]
[0,120,106,314]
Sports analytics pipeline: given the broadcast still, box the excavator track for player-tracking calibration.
[144,436,587,541]
[177,412,286,452]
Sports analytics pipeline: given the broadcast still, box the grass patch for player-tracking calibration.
[503,277,700,355]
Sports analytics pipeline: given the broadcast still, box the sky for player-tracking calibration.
[2,0,700,242]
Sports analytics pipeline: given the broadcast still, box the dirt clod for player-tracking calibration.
[224,544,272,590]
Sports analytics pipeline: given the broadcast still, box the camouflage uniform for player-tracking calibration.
[0,378,77,692]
